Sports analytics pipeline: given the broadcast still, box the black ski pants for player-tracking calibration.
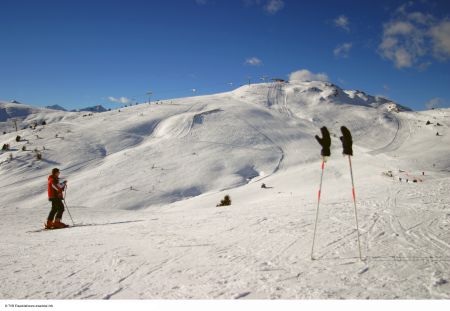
[48,198,65,221]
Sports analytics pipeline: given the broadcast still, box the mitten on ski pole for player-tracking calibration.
[340,126,353,156]
[315,126,331,157]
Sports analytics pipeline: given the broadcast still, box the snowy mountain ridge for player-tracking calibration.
[46,104,67,111]
[1,80,448,208]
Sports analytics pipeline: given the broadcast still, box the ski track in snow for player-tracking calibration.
[1,82,449,299]
[369,114,411,155]
[2,175,449,299]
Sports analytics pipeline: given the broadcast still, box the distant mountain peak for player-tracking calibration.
[46,105,67,111]
[72,105,108,113]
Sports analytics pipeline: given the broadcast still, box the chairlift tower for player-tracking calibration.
[12,118,18,132]
[146,91,152,104]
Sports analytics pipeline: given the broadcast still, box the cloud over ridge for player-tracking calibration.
[289,69,329,82]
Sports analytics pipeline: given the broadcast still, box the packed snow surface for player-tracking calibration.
[1,81,449,299]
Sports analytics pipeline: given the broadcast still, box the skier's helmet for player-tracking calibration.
[52,168,60,175]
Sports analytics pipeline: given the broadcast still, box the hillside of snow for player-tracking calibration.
[0,100,75,133]
[1,81,449,299]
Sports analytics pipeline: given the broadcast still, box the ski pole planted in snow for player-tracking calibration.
[63,186,75,226]
[311,158,326,260]
[311,127,331,260]
[340,126,363,261]
[348,155,362,261]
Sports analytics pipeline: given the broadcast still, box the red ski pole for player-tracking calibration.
[311,158,326,260]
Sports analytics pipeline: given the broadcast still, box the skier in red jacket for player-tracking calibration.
[46,168,68,229]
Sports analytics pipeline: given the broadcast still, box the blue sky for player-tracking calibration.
[1,0,449,111]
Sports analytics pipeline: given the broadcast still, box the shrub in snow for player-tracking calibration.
[426,120,431,125]
[41,120,46,125]
[35,150,42,160]
[22,146,26,151]
[217,195,231,207]
[2,144,10,151]
[16,135,21,142]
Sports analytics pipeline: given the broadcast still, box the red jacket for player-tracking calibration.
[48,175,65,199]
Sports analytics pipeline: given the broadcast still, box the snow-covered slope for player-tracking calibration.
[1,81,449,299]
[0,100,74,133]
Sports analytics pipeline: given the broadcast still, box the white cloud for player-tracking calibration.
[378,4,450,69]
[108,96,131,104]
[289,69,329,82]
[245,57,263,66]
[384,21,415,36]
[407,12,434,25]
[334,15,350,32]
[394,47,414,67]
[334,42,352,58]
[264,0,284,15]
[379,36,398,50]
[430,21,450,59]
[379,19,427,68]
[425,97,443,109]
